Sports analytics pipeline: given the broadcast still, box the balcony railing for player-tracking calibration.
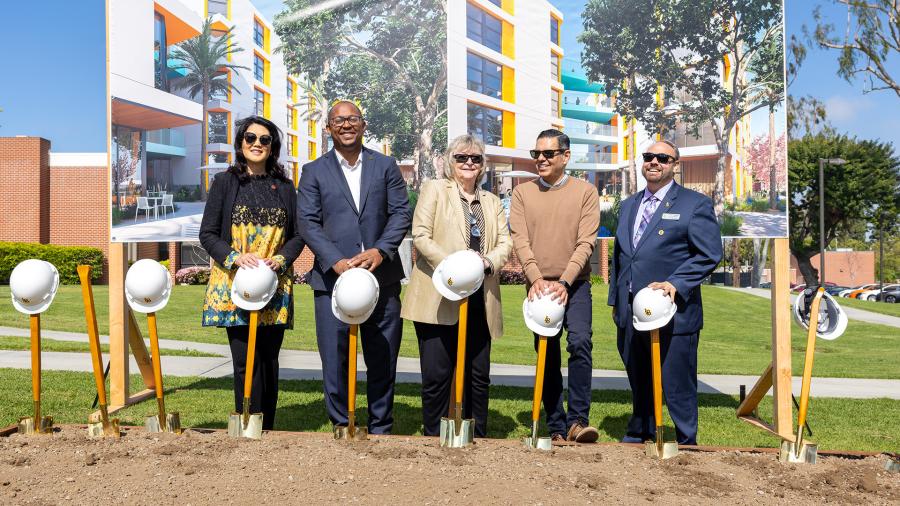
[146,129,185,147]
[563,91,613,109]
[564,118,618,138]
[570,151,617,165]
[669,123,718,148]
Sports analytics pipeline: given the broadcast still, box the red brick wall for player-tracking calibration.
[0,137,51,244]
[48,165,110,280]
[791,251,876,286]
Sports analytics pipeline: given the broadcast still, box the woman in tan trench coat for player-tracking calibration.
[401,134,512,437]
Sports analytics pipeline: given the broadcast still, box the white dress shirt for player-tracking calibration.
[335,149,363,211]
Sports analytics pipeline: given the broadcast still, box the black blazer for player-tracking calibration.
[199,170,305,268]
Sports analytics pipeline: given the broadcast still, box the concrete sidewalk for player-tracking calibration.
[2,327,898,400]
[717,286,900,328]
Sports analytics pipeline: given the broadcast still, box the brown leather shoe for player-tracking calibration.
[567,422,599,443]
[550,433,566,442]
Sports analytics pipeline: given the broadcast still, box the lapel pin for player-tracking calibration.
[658,230,664,236]
[665,202,670,207]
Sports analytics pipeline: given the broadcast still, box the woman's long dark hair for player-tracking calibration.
[229,115,290,183]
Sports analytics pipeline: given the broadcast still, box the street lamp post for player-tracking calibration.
[817,158,847,288]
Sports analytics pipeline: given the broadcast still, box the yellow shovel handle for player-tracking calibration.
[243,311,259,400]
[348,323,358,417]
[532,336,548,422]
[148,313,165,401]
[78,265,108,407]
[650,329,663,429]
[797,288,824,430]
[454,298,468,407]
[30,314,41,404]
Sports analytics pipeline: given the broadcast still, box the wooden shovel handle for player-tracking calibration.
[348,323,358,416]
[30,314,41,404]
[148,313,165,400]
[243,311,259,400]
[78,265,108,406]
[532,336,548,422]
[797,288,824,430]
[454,298,468,406]
[651,329,663,428]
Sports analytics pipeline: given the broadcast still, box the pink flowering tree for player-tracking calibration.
[745,133,786,200]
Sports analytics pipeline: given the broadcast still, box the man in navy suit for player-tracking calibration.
[608,139,722,445]
[298,101,410,434]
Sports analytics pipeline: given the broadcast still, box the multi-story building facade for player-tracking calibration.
[447,0,565,181]
[110,0,320,199]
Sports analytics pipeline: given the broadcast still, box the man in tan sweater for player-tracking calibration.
[510,129,600,443]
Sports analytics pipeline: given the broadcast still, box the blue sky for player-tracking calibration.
[0,1,106,152]
[787,1,900,148]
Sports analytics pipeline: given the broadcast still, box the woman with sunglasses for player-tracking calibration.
[401,134,512,437]
[199,116,305,430]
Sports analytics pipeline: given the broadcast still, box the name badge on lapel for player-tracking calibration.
[661,213,680,220]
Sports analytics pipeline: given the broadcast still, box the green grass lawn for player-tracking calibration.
[1,284,897,378]
[834,295,900,318]
[1,369,896,452]
[0,336,220,357]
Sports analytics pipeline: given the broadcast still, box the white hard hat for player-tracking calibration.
[632,287,676,331]
[793,288,848,341]
[522,293,566,336]
[231,264,278,311]
[125,259,173,314]
[431,250,485,301]
[332,268,380,324]
[9,259,59,315]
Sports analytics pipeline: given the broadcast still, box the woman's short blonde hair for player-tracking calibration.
[443,134,487,181]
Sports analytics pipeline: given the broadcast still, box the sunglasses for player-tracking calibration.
[453,153,484,164]
[642,152,677,164]
[529,149,566,160]
[243,132,273,146]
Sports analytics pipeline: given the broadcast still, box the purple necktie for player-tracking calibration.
[633,195,659,247]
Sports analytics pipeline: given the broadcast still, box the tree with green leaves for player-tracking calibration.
[168,19,246,198]
[748,25,786,209]
[581,0,784,217]
[813,0,900,98]
[788,134,900,286]
[275,0,447,189]
[786,34,830,138]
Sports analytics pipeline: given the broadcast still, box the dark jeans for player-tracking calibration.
[414,287,492,437]
[533,279,593,436]
[226,325,285,431]
[617,321,699,445]
[314,282,403,434]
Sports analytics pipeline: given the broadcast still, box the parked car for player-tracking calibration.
[876,286,900,303]
[847,284,880,299]
[825,285,850,296]
[860,284,899,301]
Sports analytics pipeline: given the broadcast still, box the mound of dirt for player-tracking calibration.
[0,427,897,504]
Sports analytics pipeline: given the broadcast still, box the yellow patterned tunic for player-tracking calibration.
[202,175,293,328]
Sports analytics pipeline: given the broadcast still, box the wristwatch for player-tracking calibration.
[559,280,571,290]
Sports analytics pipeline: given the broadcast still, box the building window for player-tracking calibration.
[208,0,227,16]
[467,52,502,99]
[287,134,295,157]
[254,19,264,47]
[467,102,503,146]
[486,0,501,6]
[254,54,264,82]
[551,90,560,118]
[154,13,168,91]
[286,107,292,129]
[551,16,559,45]
[308,141,317,160]
[308,119,316,137]
[210,152,228,163]
[551,52,560,81]
[466,3,502,53]
[286,79,294,102]
[254,88,265,116]
[208,112,228,143]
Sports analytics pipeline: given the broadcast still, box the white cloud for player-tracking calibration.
[824,94,875,123]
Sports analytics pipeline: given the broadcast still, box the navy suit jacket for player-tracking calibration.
[298,147,411,292]
[607,183,723,334]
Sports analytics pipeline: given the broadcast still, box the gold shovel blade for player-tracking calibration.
[87,418,121,438]
[333,425,369,441]
[145,412,183,434]
[645,441,680,459]
[17,416,53,435]
[227,412,263,439]
[440,418,474,448]
[779,440,818,464]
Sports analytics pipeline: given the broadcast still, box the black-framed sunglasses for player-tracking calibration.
[243,132,273,146]
[529,149,566,160]
[453,153,484,164]
[329,115,364,127]
[642,152,677,164]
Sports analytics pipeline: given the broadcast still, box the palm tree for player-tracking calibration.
[168,18,247,199]
[296,75,331,156]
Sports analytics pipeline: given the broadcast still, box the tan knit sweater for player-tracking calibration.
[509,177,600,285]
